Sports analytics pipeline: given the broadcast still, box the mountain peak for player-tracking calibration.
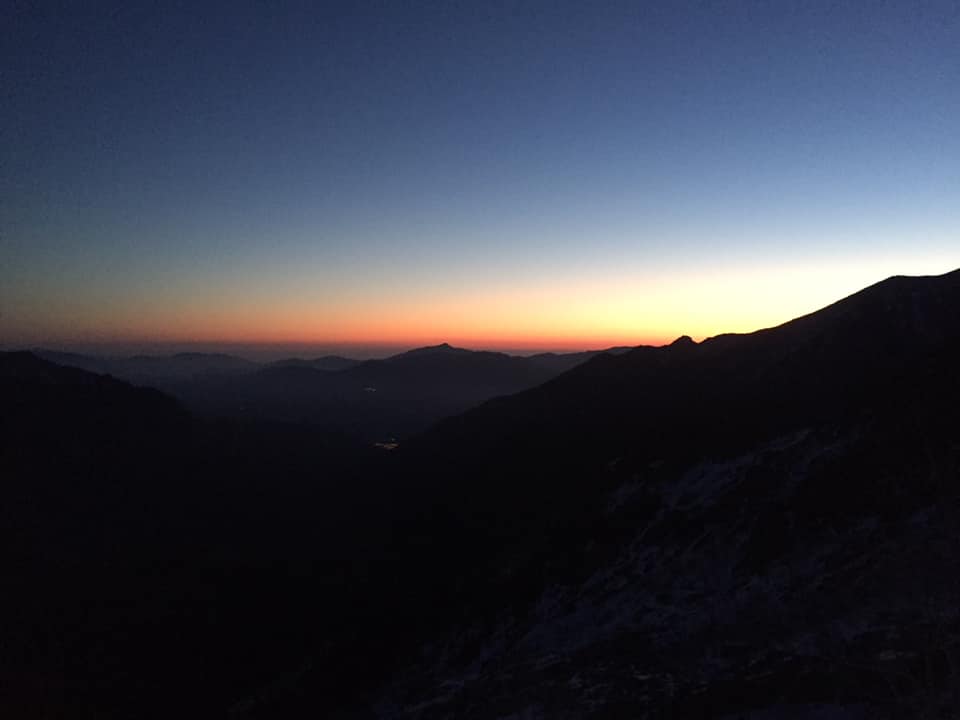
[390,342,470,360]
[414,342,457,352]
[669,335,697,348]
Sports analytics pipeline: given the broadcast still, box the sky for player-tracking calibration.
[3,0,959,356]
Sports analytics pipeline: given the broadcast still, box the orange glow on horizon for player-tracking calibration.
[9,256,958,354]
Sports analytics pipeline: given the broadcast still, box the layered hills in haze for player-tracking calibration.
[33,342,633,439]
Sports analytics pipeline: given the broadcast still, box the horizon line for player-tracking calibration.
[8,335,679,362]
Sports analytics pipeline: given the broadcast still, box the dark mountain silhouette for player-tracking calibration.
[1,352,197,716]
[248,269,960,717]
[415,270,960,468]
[4,270,960,719]
[0,352,382,718]
[342,269,960,719]
[2,351,189,454]
[225,343,636,438]
[385,341,471,360]
[33,344,634,440]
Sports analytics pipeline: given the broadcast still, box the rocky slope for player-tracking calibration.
[354,270,960,719]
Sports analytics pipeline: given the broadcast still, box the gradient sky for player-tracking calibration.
[3,0,959,355]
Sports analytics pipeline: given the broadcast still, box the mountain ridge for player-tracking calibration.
[344,268,960,719]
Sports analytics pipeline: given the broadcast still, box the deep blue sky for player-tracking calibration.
[3,0,959,354]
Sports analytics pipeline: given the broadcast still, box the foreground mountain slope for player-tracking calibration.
[376,342,960,718]
[290,270,960,719]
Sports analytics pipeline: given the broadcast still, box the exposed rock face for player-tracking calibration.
[380,411,959,718]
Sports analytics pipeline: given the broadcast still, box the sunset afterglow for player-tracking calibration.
[4,1,958,355]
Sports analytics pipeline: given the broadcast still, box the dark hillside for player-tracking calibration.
[320,270,960,718]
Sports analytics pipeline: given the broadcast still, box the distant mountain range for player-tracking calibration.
[4,269,960,718]
[31,348,261,381]
[31,342,634,439]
